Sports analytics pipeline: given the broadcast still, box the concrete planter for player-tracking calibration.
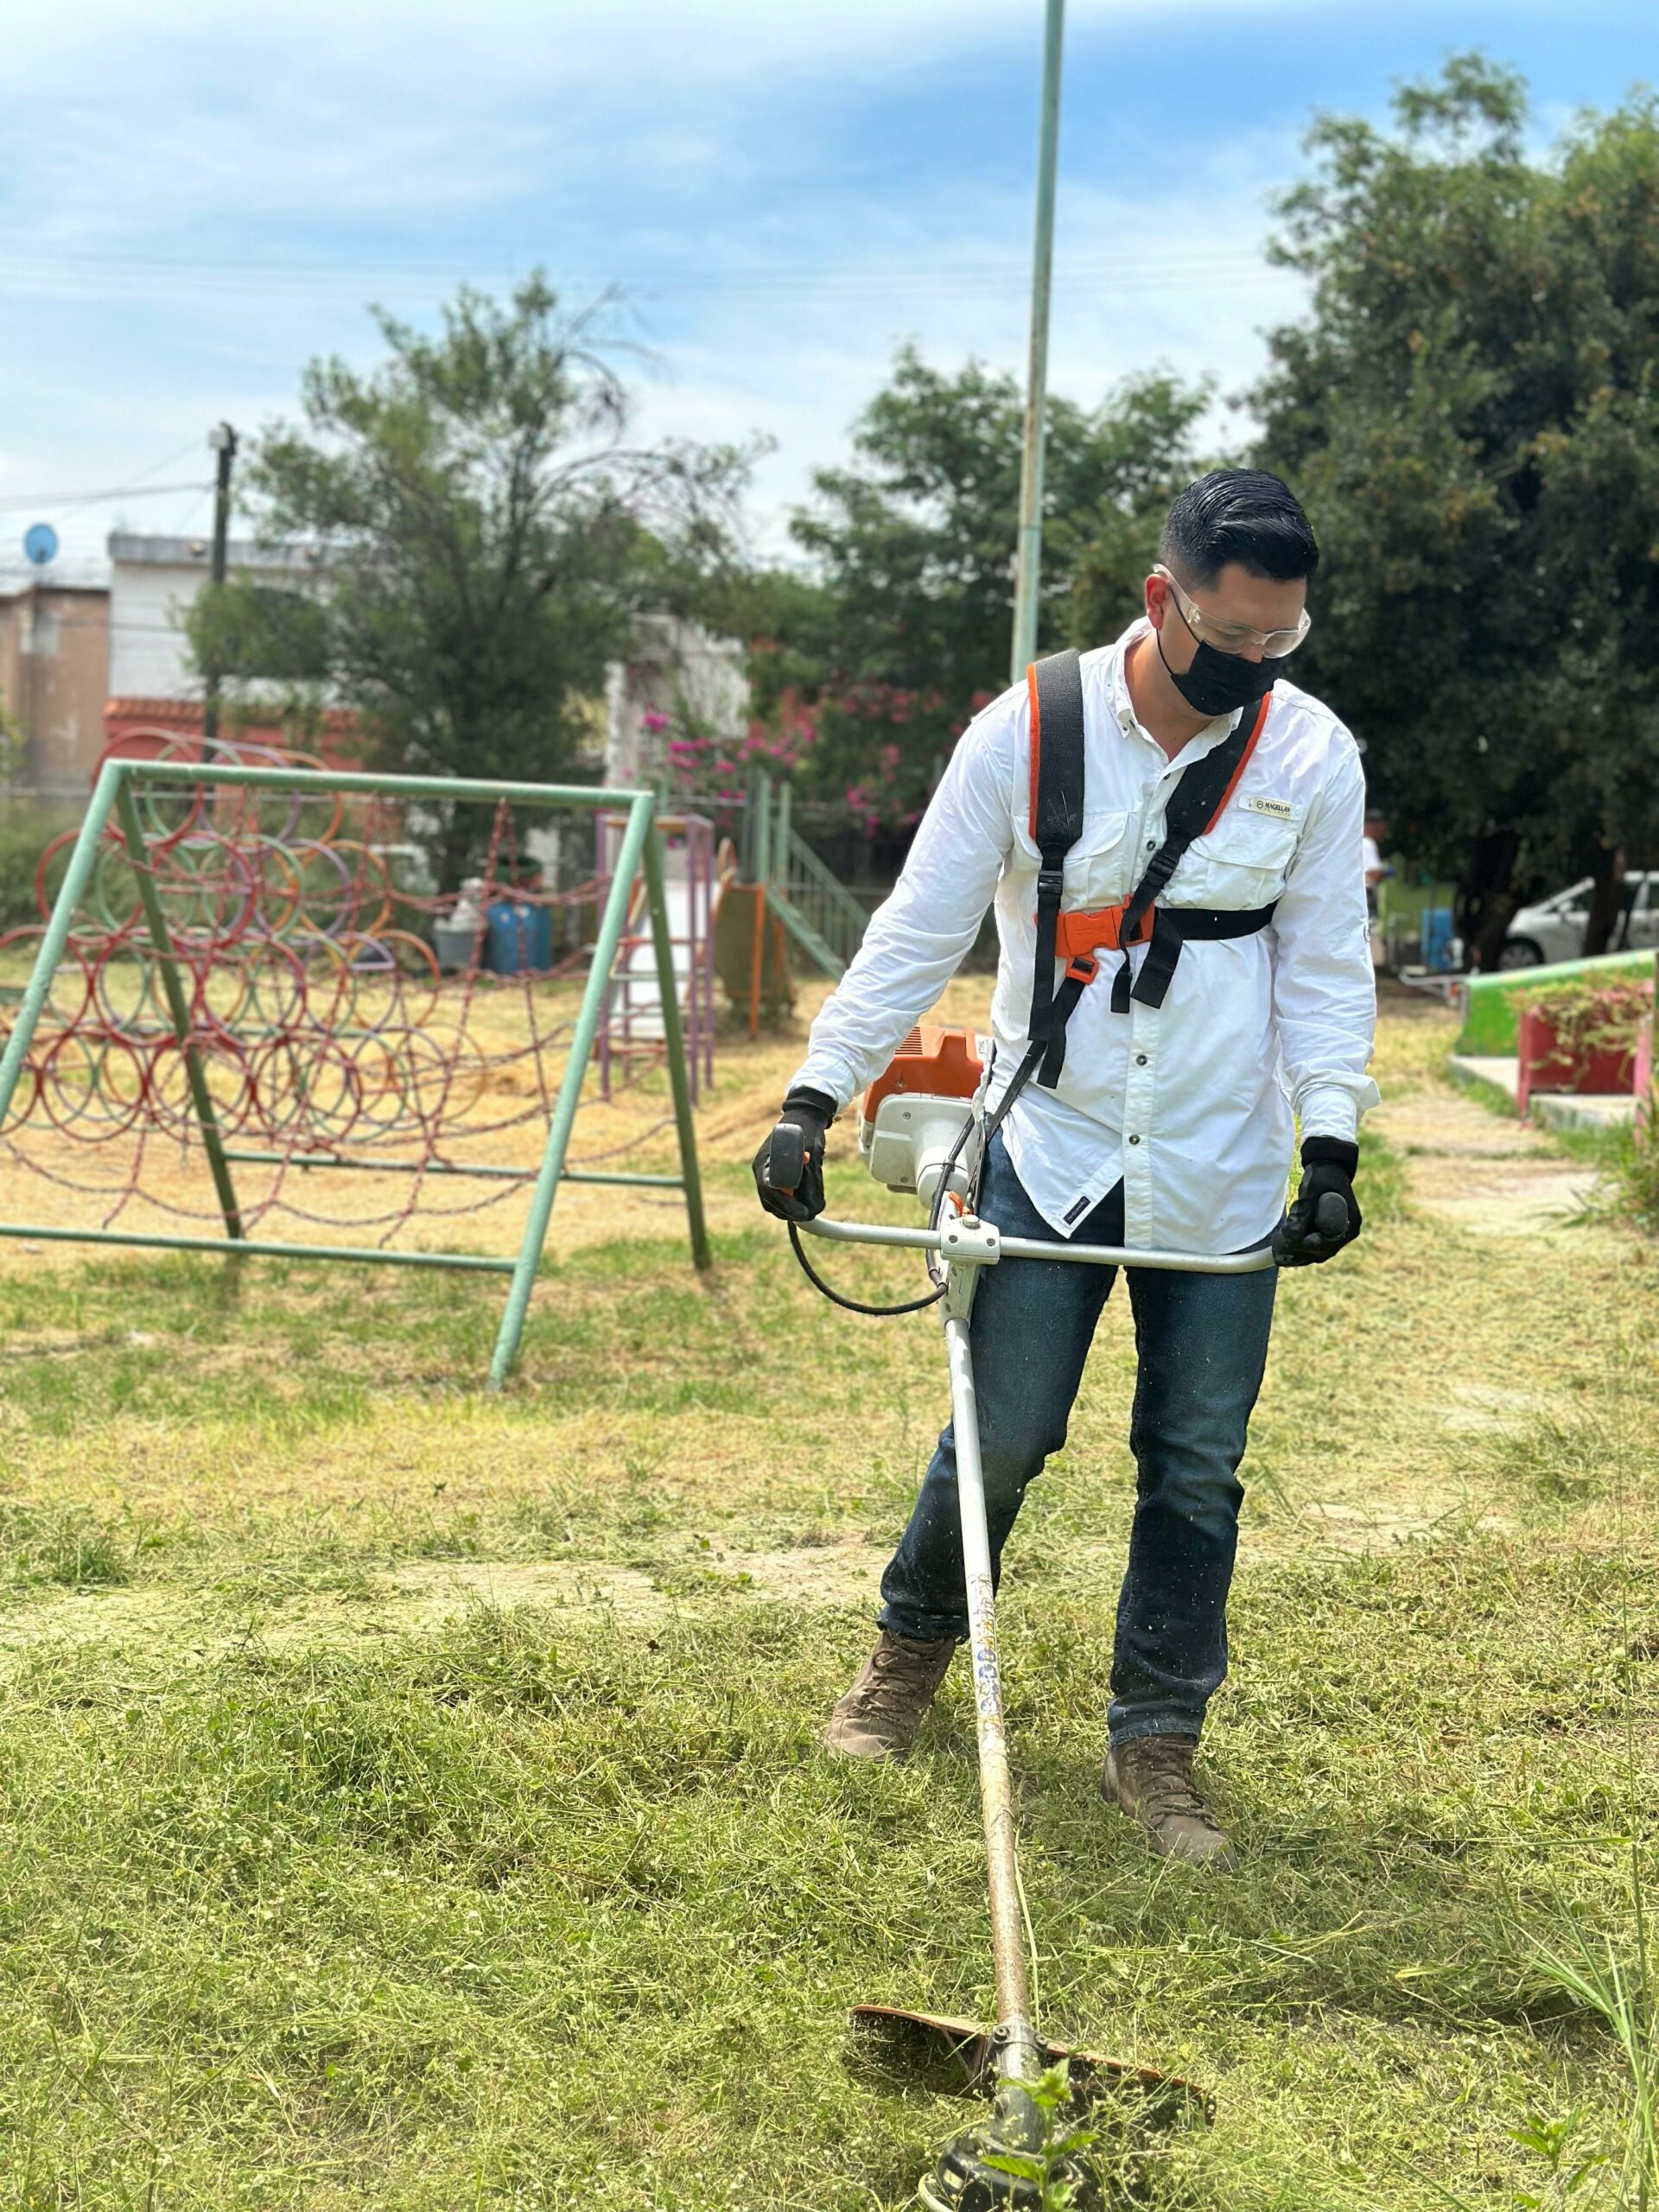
[1516,1005,1638,1118]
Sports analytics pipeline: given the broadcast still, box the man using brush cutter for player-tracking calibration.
[754,470,1377,1869]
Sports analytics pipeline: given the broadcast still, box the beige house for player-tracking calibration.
[0,584,111,791]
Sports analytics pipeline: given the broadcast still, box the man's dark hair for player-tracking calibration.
[1158,468,1319,590]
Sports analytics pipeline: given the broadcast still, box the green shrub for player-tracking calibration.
[0,798,85,933]
[1515,974,1652,1062]
[1612,1100,1659,1228]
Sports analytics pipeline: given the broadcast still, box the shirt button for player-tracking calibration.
[1128,1135,1141,1146]
[1146,838,1157,850]
[1135,1053,1148,1066]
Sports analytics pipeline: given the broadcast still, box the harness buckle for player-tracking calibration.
[1046,899,1155,961]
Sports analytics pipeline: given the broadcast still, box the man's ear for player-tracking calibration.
[1144,571,1169,629]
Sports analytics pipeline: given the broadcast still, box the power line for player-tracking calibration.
[0,247,1290,306]
[0,480,212,514]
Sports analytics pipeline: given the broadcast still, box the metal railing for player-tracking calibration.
[670,772,877,981]
[756,774,871,979]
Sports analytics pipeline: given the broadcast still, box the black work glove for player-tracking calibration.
[753,1086,836,1223]
[1273,1137,1363,1267]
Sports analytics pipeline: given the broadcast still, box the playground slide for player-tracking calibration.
[712,858,793,1035]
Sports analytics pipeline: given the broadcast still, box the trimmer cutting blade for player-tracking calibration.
[849,2003,1209,2127]
[852,2001,1210,2206]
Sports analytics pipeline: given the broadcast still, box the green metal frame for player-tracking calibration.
[0,758,709,1391]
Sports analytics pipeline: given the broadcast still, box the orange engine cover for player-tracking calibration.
[861,1024,988,1126]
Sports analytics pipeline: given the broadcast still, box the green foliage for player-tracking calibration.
[772,347,1211,824]
[1516,1928,1658,2207]
[1515,974,1652,1059]
[0,706,27,785]
[184,277,750,883]
[187,579,334,696]
[0,797,83,931]
[1254,57,1659,964]
[1579,1109,1659,1231]
[0,1503,134,1589]
[965,2062,1103,2208]
[1622,1111,1659,1228]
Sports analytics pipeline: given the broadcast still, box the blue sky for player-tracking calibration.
[1,0,1653,587]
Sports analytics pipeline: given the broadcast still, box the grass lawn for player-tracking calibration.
[0,985,1655,2208]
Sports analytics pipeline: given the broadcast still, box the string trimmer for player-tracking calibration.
[763,1025,1344,2209]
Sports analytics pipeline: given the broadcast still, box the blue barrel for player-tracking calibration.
[486,899,553,976]
[1421,907,1454,973]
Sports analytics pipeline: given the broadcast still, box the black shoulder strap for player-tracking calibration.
[1115,705,1259,949]
[1035,690,1273,1087]
[1026,649,1085,1054]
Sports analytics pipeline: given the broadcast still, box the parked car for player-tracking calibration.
[1497,873,1659,969]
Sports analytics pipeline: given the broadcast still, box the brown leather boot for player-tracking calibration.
[823,1629,956,1761]
[1102,1734,1236,1869]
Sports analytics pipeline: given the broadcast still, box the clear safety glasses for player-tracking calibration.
[1154,566,1312,659]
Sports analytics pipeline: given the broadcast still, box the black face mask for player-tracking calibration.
[1157,608,1279,718]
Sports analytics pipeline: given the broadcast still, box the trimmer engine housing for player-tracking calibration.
[858,1025,991,1209]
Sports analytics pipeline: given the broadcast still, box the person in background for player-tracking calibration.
[1363,810,1390,967]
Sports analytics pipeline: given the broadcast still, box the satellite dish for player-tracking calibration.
[23,522,58,567]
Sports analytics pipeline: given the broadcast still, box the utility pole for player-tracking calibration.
[200,422,237,757]
[1008,0,1066,686]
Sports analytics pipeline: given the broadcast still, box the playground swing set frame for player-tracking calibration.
[0,758,709,1392]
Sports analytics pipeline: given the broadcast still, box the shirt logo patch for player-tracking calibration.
[1242,796,1295,820]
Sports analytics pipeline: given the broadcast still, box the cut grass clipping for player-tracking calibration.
[0,986,1654,2208]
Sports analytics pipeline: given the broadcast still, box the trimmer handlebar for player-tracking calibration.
[774,1135,1351,1274]
[802,1215,1279,1274]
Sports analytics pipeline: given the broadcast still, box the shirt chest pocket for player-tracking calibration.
[1174,808,1300,908]
[1062,809,1136,908]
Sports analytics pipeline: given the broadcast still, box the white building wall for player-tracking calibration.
[109,558,204,697]
[107,533,327,700]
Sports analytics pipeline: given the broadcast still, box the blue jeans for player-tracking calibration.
[878,1130,1278,1747]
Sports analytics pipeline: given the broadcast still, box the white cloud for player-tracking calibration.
[3,0,1323,86]
[620,151,1313,557]
[0,0,1329,588]
[0,0,1341,245]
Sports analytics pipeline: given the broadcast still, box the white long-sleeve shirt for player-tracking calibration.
[789,620,1380,1252]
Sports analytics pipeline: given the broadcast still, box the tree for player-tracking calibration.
[771,347,1210,828]
[1253,58,1659,967]
[187,278,748,883]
